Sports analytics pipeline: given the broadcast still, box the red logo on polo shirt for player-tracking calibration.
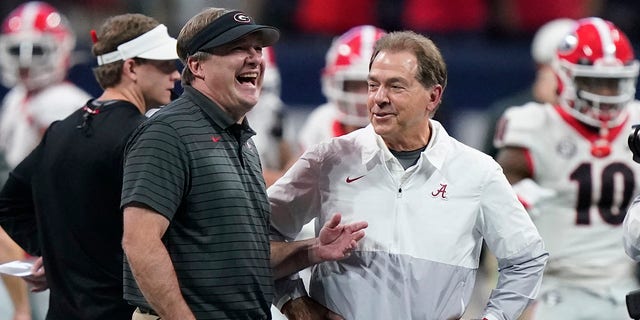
[345,175,365,183]
[431,184,448,199]
[211,136,221,142]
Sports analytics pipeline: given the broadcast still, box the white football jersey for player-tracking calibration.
[0,82,90,167]
[298,103,341,151]
[495,101,640,292]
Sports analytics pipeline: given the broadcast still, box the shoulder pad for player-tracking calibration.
[502,102,548,129]
[494,102,550,148]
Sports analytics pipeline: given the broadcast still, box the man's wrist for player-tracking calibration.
[276,290,308,311]
[307,238,321,265]
[280,295,305,315]
[273,276,308,310]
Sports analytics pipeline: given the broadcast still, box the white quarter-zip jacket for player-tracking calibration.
[270,120,548,320]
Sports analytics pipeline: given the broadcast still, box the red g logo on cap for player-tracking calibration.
[234,13,251,23]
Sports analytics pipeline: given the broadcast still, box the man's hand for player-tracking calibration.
[271,213,367,279]
[23,256,47,292]
[310,213,367,264]
[282,296,344,320]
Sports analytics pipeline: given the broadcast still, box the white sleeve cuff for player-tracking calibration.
[273,276,308,311]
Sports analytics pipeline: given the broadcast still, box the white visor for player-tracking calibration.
[96,24,178,65]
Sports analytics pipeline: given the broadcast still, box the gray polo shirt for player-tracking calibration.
[121,86,272,319]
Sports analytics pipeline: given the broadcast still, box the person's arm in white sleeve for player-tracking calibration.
[268,147,344,317]
[480,165,548,320]
[268,150,321,308]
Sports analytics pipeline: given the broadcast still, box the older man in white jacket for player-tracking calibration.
[270,31,548,320]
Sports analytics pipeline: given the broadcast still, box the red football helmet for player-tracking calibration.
[554,17,639,129]
[262,46,281,97]
[0,1,75,90]
[322,25,386,127]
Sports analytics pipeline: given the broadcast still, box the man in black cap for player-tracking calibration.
[120,7,367,320]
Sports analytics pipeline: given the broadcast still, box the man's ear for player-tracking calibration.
[426,84,443,112]
[122,58,137,81]
[187,56,204,80]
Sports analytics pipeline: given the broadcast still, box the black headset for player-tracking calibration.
[629,124,640,164]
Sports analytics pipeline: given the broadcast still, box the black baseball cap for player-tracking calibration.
[186,11,279,56]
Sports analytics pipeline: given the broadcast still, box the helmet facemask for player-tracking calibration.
[0,32,73,90]
[558,62,639,128]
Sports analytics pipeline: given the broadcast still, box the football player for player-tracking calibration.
[0,1,90,171]
[494,17,640,319]
[298,25,386,150]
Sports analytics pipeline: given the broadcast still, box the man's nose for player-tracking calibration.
[373,87,389,105]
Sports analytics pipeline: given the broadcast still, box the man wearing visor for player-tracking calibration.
[120,7,367,320]
[0,13,181,319]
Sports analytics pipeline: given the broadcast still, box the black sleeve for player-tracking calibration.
[0,145,40,256]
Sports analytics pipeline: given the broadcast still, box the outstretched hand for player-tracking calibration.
[271,213,367,279]
[311,213,367,263]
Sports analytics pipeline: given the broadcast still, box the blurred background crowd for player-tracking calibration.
[1,0,639,150]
